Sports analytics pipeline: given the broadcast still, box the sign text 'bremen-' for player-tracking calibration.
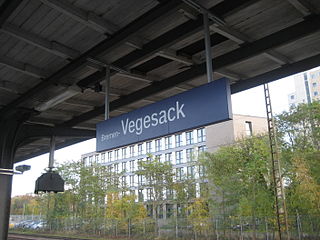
[96,78,232,152]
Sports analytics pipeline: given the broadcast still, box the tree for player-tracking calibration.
[276,101,320,151]
[276,102,320,216]
[200,135,275,240]
[136,154,174,233]
[187,198,210,239]
[11,194,42,216]
[106,194,147,236]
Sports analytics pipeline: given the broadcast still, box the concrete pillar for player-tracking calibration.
[0,173,13,240]
[0,112,30,240]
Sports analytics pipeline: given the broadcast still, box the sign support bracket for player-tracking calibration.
[203,10,213,83]
[104,66,110,120]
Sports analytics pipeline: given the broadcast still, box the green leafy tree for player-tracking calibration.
[136,154,174,233]
[200,135,275,239]
[276,102,320,216]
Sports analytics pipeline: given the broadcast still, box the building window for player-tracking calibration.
[312,82,317,87]
[138,144,143,155]
[122,147,127,159]
[290,95,295,100]
[314,91,318,96]
[175,133,183,147]
[166,189,174,200]
[146,176,151,185]
[187,166,195,179]
[138,190,144,202]
[186,148,194,162]
[245,121,253,136]
[197,128,206,143]
[137,158,143,170]
[146,141,152,153]
[114,163,119,173]
[122,162,127,172]
[89,156,93,165]
[176,167,184,181]
[114,177,120,188]
[175,150,183,164]
[130,175,134,187]
[165,136,172,149]
[101,153,105,163]
[147,188,153,200]
[156,154,162,162]
[95,154,99,163]
[165,153,172,163]
[155,139,162,152]
[122,176,126,187]
[138,174,143,186]
[83,157,87,166]
[186,131,193,145]
[107,151,112,162]
[129,160,135,172]
[129,145,134,157]
[198,145,206,153]
[114,149,119,160]
[199,165,206,178]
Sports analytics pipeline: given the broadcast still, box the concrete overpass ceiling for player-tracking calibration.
[0,0,318,162]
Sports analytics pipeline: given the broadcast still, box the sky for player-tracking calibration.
[12,68,313,197]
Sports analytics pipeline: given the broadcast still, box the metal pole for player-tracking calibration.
[296,210,301,240]
[105,65,111,120]
[0,174,13,240]
[48,136,55,169]
[203,11,213,83]
[215,218,219,240]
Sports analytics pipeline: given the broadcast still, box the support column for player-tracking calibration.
[104,65,111,120]
[48,136,56,170]
[0,172,13,240]
[0,112,30,240]
[203,11,213,83]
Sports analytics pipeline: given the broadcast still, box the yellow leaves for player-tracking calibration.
[293,156,320,213]
[106,194,147,221]
[187,198,210,232]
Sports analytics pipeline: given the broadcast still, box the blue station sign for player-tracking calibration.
[96,78,232,152]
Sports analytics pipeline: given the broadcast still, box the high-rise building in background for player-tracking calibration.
[288,69,320,108]
[81,114,267,219]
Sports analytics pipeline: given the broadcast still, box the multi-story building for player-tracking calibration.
[288,69,320,108]
[81,114,267,218]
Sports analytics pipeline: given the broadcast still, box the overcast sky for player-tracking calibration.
[12,67,311,196]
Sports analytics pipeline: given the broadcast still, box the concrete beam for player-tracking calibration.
[0,56,48,78]
[40,0,118,34]
[286,0,313,16]
[1,23,80,59]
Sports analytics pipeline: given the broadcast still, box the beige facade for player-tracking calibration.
[206,114,268,152]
